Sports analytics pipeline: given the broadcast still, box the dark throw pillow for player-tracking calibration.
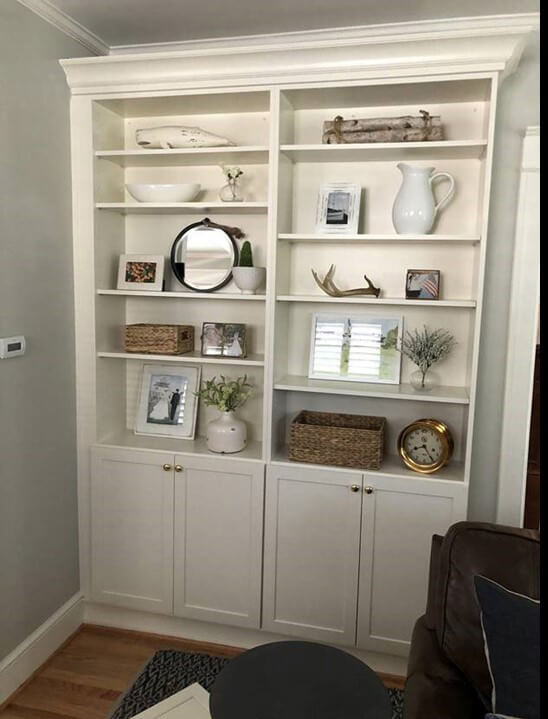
[474,575,540,719]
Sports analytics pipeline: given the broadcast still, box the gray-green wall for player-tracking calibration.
[0,0,88,660]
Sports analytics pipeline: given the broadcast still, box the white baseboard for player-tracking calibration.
[0,592,84,705]
[84,601,408,677]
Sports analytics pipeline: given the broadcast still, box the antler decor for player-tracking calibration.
[311,265,381,298]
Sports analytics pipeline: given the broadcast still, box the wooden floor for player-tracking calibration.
[0,625,404,718]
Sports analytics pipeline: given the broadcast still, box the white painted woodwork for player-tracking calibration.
[262,465,362,645]
[497,126,540,527]
[357,475,467,655]
[61,22,534,656]
[173,456,264,628]
[90,448,174,613]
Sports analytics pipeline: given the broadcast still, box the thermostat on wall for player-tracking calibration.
[0,336,26,359]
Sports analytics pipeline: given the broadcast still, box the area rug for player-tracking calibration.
[108,649,404,719]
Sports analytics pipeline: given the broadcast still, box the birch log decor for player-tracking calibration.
[322,110,443,144]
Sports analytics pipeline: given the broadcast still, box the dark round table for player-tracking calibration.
[209,640,392,719]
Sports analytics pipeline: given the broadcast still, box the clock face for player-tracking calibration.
[402,425,444,467]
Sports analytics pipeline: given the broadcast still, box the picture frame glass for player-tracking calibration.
[135,364,200,439]
[117,254,164,292]
[316,183,361,234]
[201,323,246,358]
[309,313,402,384]
[406,270,440,299]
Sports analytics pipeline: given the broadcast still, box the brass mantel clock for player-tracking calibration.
[398,419,454,474]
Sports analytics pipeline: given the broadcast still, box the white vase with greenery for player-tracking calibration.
[398,326,456,392]
[196,375,253,453]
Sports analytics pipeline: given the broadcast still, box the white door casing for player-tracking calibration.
[497,126,540,527]
[173,456,264,628]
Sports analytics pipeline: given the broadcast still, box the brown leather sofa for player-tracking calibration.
[403,521,540,719]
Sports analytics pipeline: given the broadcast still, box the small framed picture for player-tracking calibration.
[117,254,165,292]
[405,269,440,300]
[315,182,361,234]
[135,364,201,439]
[200,323,247,358]
[308,313,402,384]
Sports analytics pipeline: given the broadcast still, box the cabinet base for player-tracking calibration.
[83,600,408,677]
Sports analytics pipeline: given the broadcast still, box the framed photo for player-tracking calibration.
[135,364,200,439]
[308,313,402,384]
[405,269,440,300]
[200,322,247,358]
[315,182,361,234]
[117,254,165,292]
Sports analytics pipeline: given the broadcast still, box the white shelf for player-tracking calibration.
[98,351,265,367]
[96,202,268,214]
[271,450,466,483]
[96,146,269,167]
[278,233,480,244]
[276,295,477,308]
[97,289,266,301]
[274,375,470,404]
[96,431,263,462]
[280,140,487,162]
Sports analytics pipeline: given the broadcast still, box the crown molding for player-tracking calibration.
[109,13,539,56]
[15,0,109,55]
[59,13,539,95]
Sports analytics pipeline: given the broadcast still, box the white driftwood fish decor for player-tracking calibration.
[136,125,235,149]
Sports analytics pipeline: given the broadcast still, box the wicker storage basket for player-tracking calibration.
[124,324,194,355]
[289,410,385,470]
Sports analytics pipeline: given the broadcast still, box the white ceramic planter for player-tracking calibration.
[206,411,247,453]
[232,266,266,294]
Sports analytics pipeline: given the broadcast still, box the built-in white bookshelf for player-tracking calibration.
[82,72,499,484]
[61,18,535,659]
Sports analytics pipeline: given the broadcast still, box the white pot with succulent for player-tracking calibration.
[232,240,266,295]
[398,326,456,392]
[196,375,253,453]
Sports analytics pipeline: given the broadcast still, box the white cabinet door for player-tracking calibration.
[357,474,467,655]
[90,447,174,614]
[262,464,362,645]
[173,455,264,628]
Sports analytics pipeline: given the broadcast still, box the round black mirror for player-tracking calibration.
[170,219,239,292]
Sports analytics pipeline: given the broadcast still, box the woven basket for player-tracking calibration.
[124,324,194,355]
[289,410,385,470]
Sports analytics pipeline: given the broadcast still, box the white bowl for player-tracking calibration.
[126,183,201,202]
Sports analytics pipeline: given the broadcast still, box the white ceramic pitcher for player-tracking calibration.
[392,163,455,234]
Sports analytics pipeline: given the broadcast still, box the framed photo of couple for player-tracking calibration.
[135,364,201,439]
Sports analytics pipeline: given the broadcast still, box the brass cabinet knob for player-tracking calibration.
[364,486,374,494]
[162,463,172,472]
[350,484,360,492]
[174,465,183,472]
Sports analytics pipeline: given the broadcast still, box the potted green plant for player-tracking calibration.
[196,375,253,453]
[398,325,456,391]
[232,240,266,294]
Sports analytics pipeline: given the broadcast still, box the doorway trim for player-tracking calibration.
[496,126,540,527]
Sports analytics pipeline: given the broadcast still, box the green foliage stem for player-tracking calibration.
[398,326,456,386]
[195,375,253,412]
